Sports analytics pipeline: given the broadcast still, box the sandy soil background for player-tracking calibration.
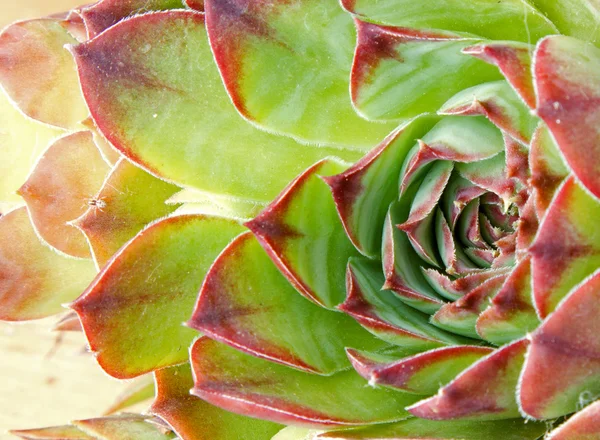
[1,1,137,438]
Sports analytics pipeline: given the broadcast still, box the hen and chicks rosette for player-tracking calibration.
[1,0,600,439]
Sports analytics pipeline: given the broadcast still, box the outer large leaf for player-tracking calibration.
[318,418,546,439]
[0,19,88,128]
[534,35,600,199]
[18,131,110,258]
[81,0,185,37]
[204,0,397,146]
[350,22,500,121]
[341,0,556,41]
[190,233,387,375]
[0,91,62,204]
[71,215,244,378]
[191,337,422,427]
[0,208,96,321]
[74,159,181,267]
[151,363,283,440]
[519,271,600,419]
[71,11,360,202]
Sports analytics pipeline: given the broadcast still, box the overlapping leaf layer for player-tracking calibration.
[1,1,600,439]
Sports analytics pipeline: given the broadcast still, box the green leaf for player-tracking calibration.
[439,81,539,144]
[73,414,176,440]
[520,271,600,419]
[74,159,181,267]
[326,116,439,258]
[71,215,244,378]
[476,257,540,345]
[189,232,388,375]
[342,0,557,42]
[247,160,358,308]
[191,337,422,427]
[351,22,500,121]
[529,0,600,46]
[151,363,283,440]
[530,177,600,318]
[72,11,362,203]
[318,417,547,439]
[81,0,186,37]
[347,345,492,395]
[104,375,155,415]
[341,257,470,348]
[409,339,528,420]
[204,0,398,146]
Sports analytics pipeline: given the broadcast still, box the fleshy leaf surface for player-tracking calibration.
[18,131,110,258]
[0,208,96,321]
[71,215,244,378]
[463,42,535,109]
[326,116,437,258]
[347,345,493,395]
[74,159,181,267]
[530,177,600,318]
[519,271,600,419]
[81,0,185,37]
[476,257,540,345]
[534,35,600,199]
[71,11,360,202]
[247,160,357,309]
[0,19,88,128]
[190,233,387,375]
[341,0,556,41]
[546,400,600,440]
[191,337,422,427]
[151,363,283,440]
[439,81,538,144]
[204,0,397,146]
[528,124,569,217]
[529,0,600,45]
[351,22,500,121]
[340,258,469,349]
[409,339,528,420]
[318,417,546,439]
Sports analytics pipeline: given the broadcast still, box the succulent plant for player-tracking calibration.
[2,0,600,439]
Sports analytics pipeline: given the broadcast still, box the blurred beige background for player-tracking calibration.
[1,0,85,27]
[0,1,134,438]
